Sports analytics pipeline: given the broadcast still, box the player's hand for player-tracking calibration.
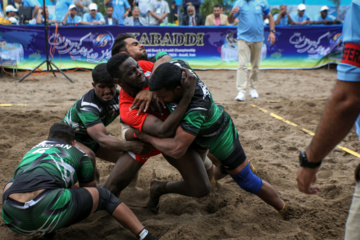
[128,140,154,155]
[268,32,276,45]
[132,128,150,142]
[231,6,240,15]
[131,90,153,115]
[296,167,320,194]
[149,93,166,115]
[181,67,197,98]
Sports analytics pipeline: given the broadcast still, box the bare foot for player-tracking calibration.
[147,179,167,213]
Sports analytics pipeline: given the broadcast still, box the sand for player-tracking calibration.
[0,67,358,240]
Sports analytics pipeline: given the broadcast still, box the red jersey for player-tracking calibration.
[119,60,169,163]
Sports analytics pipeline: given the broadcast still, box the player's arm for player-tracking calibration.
[135,126,196,159]
[78,154,97,188]
[79,181,96,187]
[296,80,360,194]
[87,122,152,154]
[141,68,197,137]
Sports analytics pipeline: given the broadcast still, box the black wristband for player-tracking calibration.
[299,151,322,168]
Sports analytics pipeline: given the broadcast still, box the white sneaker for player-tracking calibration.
[249,89,259,99]
[235,91,245,101]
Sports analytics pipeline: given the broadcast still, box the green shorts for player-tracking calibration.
[2,188,93,236]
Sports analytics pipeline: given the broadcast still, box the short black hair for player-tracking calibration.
[92,63,114,84]
[213,4,221,8]
[111,33,134,56]
[106,53,130,79]
[49,123,75,144]
[149,63,182,91]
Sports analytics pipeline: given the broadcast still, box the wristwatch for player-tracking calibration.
[270,29,276,33]
[299,151,322,168]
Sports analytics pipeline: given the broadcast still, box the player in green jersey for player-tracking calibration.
[134,61,287,218]
[62,63,153,182]
[2,123,159,239]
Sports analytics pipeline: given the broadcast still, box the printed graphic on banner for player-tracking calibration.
[0,25,343,70]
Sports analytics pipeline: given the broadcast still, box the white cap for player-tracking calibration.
[68,4,76,10]
[89,3,98,11]
[320,6,329,12]
[6,5,18,12]
[297,4,306,11]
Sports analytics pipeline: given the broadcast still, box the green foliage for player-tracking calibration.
[271,7,279,16]
[199,0,235,17]
[94,0,106,15]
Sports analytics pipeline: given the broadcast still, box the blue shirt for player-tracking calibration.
[55,0,73,21]
[315,14,335,22]
[273,13,289,25]
[23,0,39,7]
[109,0,130,25]
[335,0,360,138]
[290,12,311,23]
[337,0,360,82]
[66,15,81,24]
[83,12,105,23]
[233,0,270,42]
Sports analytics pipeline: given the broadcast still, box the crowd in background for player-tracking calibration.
[0,0,344,26]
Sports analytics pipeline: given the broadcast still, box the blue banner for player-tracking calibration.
[0,25,343,70]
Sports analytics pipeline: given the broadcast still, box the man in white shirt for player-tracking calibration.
[148,0,169,26]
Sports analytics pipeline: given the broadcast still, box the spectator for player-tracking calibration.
[124,6,147,25]
[62,4,81,24]
[181,5,203,26]
[55,0,72,21]
[290,3,311,25]
[205,4,228,26]
[182,0,200,16]
[73,0,93,17]
[13,0,40,18]
[273,4,293,25]
[30,6,56,24]
[136,0,150,19]
[104,5,119,25]
[171,1,178,23]
[5,5,18,20]
[148,0,169,26]
[104,0,131,25]
[82,3,105,25]
[228,0,275,101]
[312,5,337,25]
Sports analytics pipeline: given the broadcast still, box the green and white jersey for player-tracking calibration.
[167,60,237,161]
[5,138,94,197]
[62,89,120,147]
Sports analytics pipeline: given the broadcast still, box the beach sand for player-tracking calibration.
[0,67,357,240]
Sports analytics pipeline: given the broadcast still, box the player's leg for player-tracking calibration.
[79,187,159,239]
[228,160,284,211]
[147,149,210,212]
[101,152,144,196]
[96,146,140,189]
[213,121,285,213]
[95,146,124,163]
